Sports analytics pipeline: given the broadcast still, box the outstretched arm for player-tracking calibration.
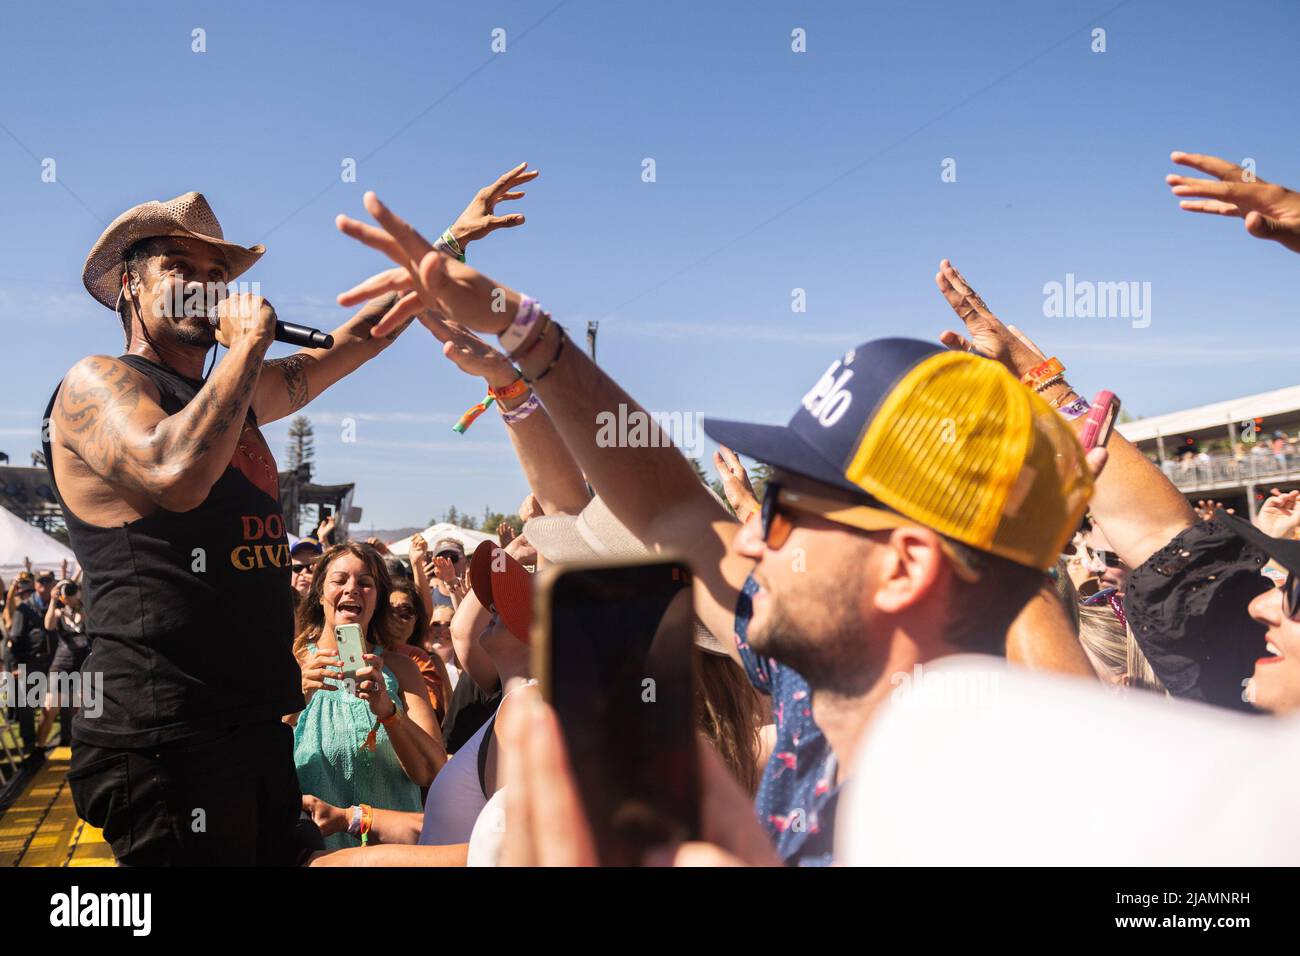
[333,192,744,650]
[255,163,539,425]
[934,259,1195,568]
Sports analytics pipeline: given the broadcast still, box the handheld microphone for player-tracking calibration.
[206,314,334,349]
[273,321,334,349]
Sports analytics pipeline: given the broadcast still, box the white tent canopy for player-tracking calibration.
[385,522,499,558]
[0,505,76,578]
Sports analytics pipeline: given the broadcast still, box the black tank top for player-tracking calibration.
[43,355,304,748]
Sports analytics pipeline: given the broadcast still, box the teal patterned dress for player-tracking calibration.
[294,643,423,849]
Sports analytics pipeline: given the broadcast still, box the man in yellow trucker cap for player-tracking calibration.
[327,202,1099,865]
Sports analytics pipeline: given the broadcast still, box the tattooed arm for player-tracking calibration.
[253,293,413,424]
[54,343,270,513]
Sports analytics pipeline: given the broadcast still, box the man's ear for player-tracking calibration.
[871,526,947,614]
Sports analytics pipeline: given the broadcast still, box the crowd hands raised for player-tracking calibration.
[29,137,1296,868]
[264,148,1300,868]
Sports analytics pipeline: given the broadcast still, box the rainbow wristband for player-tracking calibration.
[453,395,496,433]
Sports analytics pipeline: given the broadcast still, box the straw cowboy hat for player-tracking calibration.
[82,191,265,309]
[524,495,733,656]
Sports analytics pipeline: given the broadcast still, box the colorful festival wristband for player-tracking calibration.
[453,395,496,434]
[1021,357,1064,389]
[1056,396,1090,421]
[489,377,529,401]
[500,392,542,425]
[433,228,465,263]
[498,296,543,355]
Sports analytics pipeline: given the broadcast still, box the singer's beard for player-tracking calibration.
[170,313,218,349]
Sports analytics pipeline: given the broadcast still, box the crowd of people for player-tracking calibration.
[9,146,1300,866]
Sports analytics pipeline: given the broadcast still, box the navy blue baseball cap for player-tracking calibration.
[703,337,1095,569]
[704,338,943,500]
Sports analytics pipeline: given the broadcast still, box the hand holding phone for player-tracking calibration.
[333,623,367,679]
[532,558,700,866]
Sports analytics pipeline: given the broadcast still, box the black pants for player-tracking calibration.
[67,720,323,866]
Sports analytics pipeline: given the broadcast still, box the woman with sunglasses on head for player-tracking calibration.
[381,580,452,723]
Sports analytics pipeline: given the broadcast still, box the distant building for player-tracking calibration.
[1117,384,1300,518]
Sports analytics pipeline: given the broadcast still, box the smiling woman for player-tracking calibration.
[290,542,448,849]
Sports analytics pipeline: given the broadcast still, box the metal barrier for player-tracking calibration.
[1160,451,1300,493]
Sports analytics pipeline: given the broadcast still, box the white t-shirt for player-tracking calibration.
[838,657,1300,866]
[466,787,507,867]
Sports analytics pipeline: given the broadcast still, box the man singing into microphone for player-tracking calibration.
[42,169,535,865]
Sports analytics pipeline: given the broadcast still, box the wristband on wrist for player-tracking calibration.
[1032,373,1065,393]
[489,377,529,401]
[514,313,552,361]
[500,392,542,425]
[499,296,543,355]
[1021,357,1064,389]
[347,804,363,836]
[360,803,373,846]
[433,229,465,263]
[1056,396,1091,421]
[380,701,401,728]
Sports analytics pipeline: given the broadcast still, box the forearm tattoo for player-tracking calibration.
[265,354,313,412]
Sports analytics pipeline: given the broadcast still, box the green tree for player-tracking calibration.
[286,416,315,481]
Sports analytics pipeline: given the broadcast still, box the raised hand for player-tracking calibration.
[711,446,760,523]
[497,521,516,548]
[426,318,518,389]
[448,162,538,249]
[933,260,1047,379]
[1167,152,1300,255]
[518,493,543,522]
[1194,498,1235,523]
[1255,489,1300,540]
[336,192,523,339]
[409,533,429,565]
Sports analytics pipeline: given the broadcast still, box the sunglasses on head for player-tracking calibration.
[759,481,982,582]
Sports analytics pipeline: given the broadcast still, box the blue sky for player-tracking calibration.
[3,0,1298,530]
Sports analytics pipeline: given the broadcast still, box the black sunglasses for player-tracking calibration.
[1284,572,1300,622]
[291,562,315,574]
[437,551,464,562]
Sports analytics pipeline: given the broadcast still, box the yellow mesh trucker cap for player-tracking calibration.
[702,338,1093,569]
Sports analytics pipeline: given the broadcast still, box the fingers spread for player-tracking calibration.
[1178,199,1241,217]
[337,267,413,307]
[1170,151,1242,180]
[363,191,434,264]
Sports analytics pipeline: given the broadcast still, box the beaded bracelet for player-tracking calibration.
[522,327,567,385]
